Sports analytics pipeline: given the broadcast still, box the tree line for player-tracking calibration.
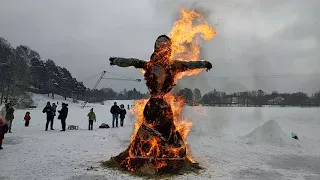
[177,88,320,107]
[0,37,147,106]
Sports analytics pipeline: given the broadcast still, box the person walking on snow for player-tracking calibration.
[58,103,68,131]
[119,104,127,127]
[43,102,54,131]
[24,112,31,127]
[110,102,120,128]
[0,116,8,149]
[5,103,14,133]
[87,108,96,130]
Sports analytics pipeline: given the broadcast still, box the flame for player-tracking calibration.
[127,93,193,169]
[129,98,149,141]
[120,8,214,172]
[169,8,216,81]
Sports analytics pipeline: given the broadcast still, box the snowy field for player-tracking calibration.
[0,94,320,180]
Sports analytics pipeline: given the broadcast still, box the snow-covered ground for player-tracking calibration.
[0,94,320,180]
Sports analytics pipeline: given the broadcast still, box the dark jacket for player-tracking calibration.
[58,106,68,120]
[119,108,127,119]
[5,107,14,120]
[110,105,120,115]
[43,105,54,119]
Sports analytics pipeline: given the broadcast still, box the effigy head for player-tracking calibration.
[152,35,172,62]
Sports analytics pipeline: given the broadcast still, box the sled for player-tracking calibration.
[67,125,79,130]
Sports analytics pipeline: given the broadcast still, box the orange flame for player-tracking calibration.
[129,98,149,141]
[169,8,216,81]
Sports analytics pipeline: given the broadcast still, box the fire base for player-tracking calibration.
[102,124,202,176]
[102,155,202,177]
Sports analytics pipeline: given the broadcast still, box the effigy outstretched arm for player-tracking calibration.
[109,57,146,69]
[174,60,212,72]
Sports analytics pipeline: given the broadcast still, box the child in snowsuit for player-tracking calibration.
[24,112,31,127]
[119,104,127,127]
[87,108,96,130]
[0,116,8,149]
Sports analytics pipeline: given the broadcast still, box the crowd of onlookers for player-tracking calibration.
[42,102,69,131]
[0,101,130,150]
[110,102,127,128]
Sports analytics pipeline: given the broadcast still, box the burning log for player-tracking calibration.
[105,8,216,176]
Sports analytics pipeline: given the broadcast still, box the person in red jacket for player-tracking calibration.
[24,112,31,127]
[0,116,8,149]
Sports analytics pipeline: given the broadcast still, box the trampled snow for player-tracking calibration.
[0,94,320,180]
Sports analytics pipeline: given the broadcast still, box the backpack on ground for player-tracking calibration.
[99,123,110,129]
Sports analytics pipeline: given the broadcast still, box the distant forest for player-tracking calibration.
[1,37,320,107]
[0,37,146,106]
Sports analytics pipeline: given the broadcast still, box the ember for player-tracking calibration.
[106,8,215,175]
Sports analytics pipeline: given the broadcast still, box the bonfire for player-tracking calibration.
[106,8,216,175]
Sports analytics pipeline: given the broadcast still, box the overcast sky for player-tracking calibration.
[1,0,319,94]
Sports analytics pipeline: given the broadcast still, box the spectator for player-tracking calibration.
[87,108,96,130]
[58,103,68,131]
[0,105,6,121]
[43,102,54,131]
[24,112,31,127]
[0,116,8,149]
[52,103,57,118]
[5,103,15,133]
[110,102,120,128]
[119,104,127,127]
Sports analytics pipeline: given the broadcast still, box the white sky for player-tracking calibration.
[1,0,319,94]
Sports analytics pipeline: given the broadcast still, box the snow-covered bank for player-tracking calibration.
[0,95,320,179]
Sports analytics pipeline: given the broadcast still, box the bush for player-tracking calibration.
[12,92,34,109]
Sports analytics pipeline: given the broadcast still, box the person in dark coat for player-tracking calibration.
[5,103,14,133]
[119,104,127,127]
[43,102,54,131]
[58,103,68,131]
[110,102,120,128]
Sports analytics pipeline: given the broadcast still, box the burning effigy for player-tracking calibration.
[105,8,216,175]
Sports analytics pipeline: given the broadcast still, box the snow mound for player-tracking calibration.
[244,120,296,147]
